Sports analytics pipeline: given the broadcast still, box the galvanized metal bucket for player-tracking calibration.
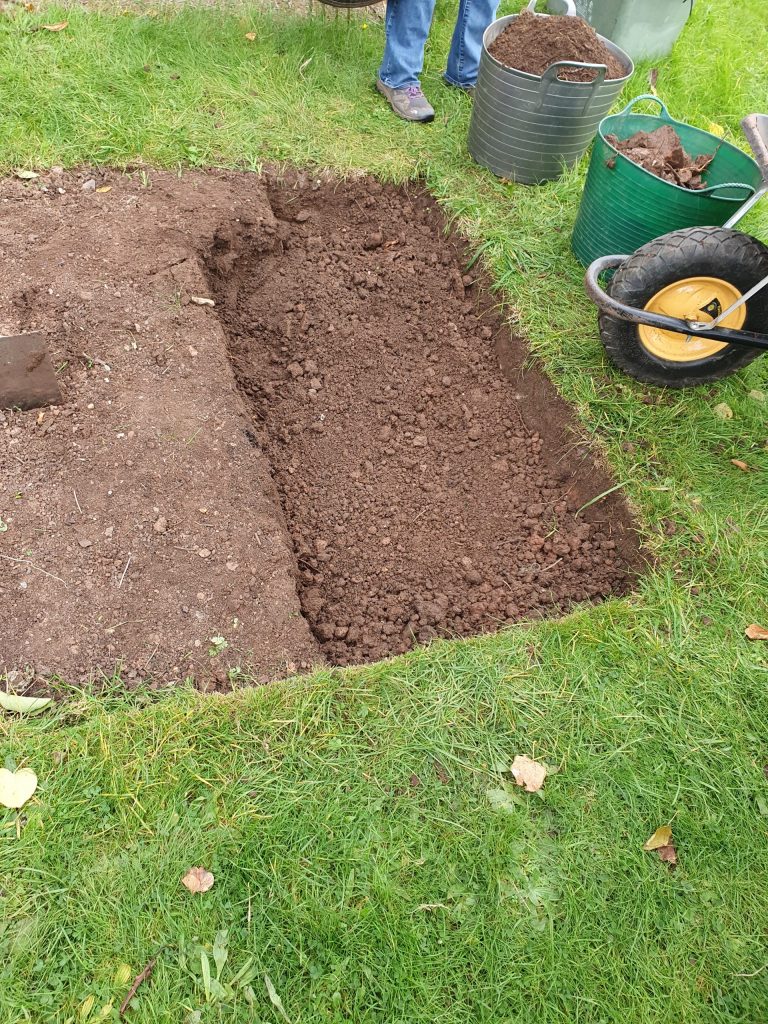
[468,0,633,184]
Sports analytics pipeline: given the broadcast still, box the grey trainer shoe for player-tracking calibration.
[376,80,435,123]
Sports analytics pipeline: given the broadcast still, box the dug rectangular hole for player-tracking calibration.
[206,175,643,666]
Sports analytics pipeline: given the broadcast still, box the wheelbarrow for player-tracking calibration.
[585,113,768,387]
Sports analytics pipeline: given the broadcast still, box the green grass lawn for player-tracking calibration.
[2,1,768,1021]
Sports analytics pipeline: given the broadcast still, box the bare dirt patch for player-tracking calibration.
[1,167,641,689]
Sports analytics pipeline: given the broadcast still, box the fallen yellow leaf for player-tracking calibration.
[245,31,256,41]
[41,21,68,31]
[731,459,749,471]
[95,185,112,193]
[713,402,733,420]
[707,121,726,138]
[510,754,547,793]
[746,623,768,641]
[643,825,672,851]
[181,866,215,893]
[0,767,38,809]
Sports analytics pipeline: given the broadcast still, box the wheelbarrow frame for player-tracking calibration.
[584,113,768,354]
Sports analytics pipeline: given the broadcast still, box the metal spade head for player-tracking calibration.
[0,333,62,411]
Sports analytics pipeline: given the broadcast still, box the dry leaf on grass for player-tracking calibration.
[644,825,678,867]
[713,402,733,420]
[245,31,256,40]
[41,20,68,30]
[510,755,547,793]
[181,867,215,894]
[731,459,750,471]
[643,825,672,850]
[657,844,677,865]
[0,767,38,809]
[746,623,768,640]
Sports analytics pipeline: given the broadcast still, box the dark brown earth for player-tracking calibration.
[488,10,627,82]
[607,125,716,190]
[1,167,642,689]
[206,176,642,666]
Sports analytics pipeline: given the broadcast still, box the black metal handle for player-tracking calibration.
[584,255,768,351]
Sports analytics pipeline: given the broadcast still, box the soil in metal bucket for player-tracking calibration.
[1,168,642,690]
[488,10,627,82]
[606,125,716,190]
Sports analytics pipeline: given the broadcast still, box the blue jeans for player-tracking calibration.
[378,0,500,91]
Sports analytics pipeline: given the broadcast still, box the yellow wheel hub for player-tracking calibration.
[638,276,745,362]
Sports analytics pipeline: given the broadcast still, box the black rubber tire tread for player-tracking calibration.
[599,226,768,387]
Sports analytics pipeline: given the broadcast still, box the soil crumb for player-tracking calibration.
[488,10,627,82]
[607,125,716,189]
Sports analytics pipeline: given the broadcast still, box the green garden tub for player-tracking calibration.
[571,95,762,266]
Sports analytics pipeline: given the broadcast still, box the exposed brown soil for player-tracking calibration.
[1,167,642,690]
[1,168,321,692]
[607,125,716,190]
[206,177,642,666]
[488,10,627,82]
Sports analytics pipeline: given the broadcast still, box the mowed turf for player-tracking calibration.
[1,1,767,1021]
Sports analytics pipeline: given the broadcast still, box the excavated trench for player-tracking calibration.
[205,176,643,667]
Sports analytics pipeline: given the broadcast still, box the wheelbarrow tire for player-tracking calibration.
[599,226,768,387]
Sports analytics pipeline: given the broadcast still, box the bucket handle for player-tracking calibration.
[618,94,673,121]
[706,182,756,202]
[527,0,578,13]
[539,62,607,115]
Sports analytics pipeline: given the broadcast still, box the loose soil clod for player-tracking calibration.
[607,125,716,189]
[1,168,642,688]
[488,10,627,82]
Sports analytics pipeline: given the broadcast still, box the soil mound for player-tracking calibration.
[488,10,627,82]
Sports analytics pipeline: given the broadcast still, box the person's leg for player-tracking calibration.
[378,0,438,90]
[444,0,499,90]
[377,0,438,122]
